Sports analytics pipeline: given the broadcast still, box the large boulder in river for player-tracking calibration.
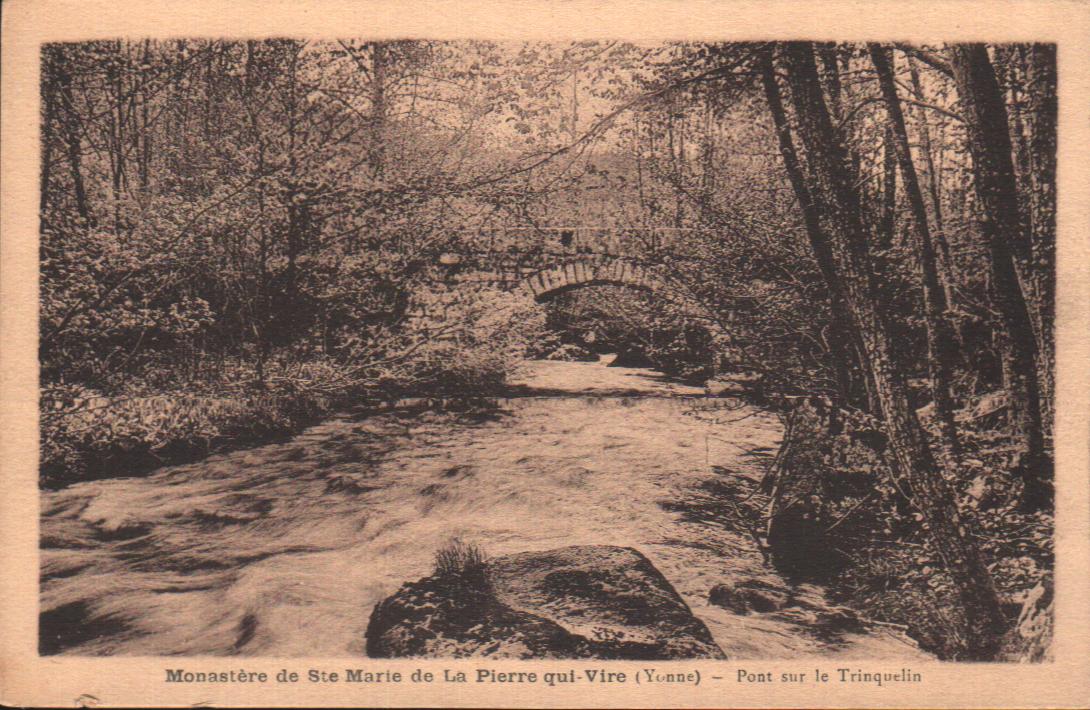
[365,545,725,659]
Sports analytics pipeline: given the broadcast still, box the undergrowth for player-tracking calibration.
[40,360,344,489]
[763,396,1053,660]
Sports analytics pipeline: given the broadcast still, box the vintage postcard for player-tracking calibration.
[2,0,1089,707]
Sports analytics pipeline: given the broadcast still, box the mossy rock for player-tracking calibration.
[366,545,724,659]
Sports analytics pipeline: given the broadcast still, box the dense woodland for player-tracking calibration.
[40,40,1055,659]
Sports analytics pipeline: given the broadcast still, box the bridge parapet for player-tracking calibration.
[452,226,692,264]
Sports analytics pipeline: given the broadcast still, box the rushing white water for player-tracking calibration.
[40,357,927,659]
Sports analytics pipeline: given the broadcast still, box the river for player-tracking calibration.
[40,357,926,659]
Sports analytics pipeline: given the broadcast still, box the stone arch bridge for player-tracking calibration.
[437,226,694,300]
[413,227,731,332]
[421,253,715,328]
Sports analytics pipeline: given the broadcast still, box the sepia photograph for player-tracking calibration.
[34,35,1058,666]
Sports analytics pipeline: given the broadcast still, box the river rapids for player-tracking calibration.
[40,357,927,660]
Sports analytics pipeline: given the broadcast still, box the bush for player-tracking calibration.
[543,342,598,362]
[401,285,547,395]
[433,539,488,578]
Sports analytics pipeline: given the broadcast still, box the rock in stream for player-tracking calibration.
[365,544,725,659]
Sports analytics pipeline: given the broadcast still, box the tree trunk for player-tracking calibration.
[949,43,1050,510]
[869,44,963,466]
[108,43,126,232]
[40,52,57,218]
[701,96,715,216]
[55,53,90,223]
[817,42,842,120]
[635,120,647,213]
[907,55,957,309]
[877,126,897,249]
[139,39,152,191]
[756,47,861,410]
[782,41,1006,658]
[571,63,579,142]
[1025,43,1056,437]
[370,41,388,176]
[284,47,302,316]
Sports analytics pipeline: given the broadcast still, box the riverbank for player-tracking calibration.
[41,358,523,491]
